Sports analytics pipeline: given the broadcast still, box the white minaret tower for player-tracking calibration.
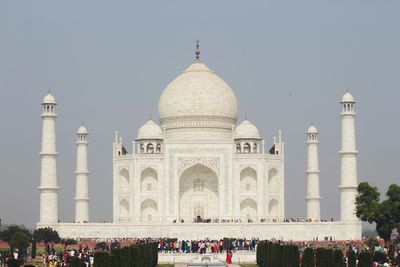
[306,124,321,222]
[339,91,359,222]
[75,124,90,223]
[39,91,59,224]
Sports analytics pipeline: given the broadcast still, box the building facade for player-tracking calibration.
[37,50,361,240]
[112,60,284,225]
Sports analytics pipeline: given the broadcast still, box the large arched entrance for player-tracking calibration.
[179,164,219,222]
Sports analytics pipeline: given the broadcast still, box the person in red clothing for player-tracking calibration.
[226,249,233,264]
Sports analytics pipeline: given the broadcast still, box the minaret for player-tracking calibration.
[75,124,90,223]
[339,91,359,222]
[39,91,59,223]
[306,124,321,222]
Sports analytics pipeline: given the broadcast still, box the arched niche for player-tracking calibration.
[268,168,278,191]
[268,198,279,219]
[179,164,219,222]
[141,199,158,222]
[240,198,257,222]
[240,167,257,192]
[119,199,129,217]
[119,168,130,193]
[140,167,158,192]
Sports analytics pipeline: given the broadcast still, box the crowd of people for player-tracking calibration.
[40,244,94,267]
[157,238,258,254]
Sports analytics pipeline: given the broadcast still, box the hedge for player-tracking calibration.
[94,251,109,267]
[332,249,344,267]
[301,247,314,267]
[348,249,357,267]
[256,241,299,267]
[358,251,373,267]
[94,242,158,267]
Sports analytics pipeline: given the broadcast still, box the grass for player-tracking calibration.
[240,265,259,267]
[157,265,174,267]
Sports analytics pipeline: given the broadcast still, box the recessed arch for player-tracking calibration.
[141,199,158,222]
[240,198,257,222]
[179,164,219,222]
[268,198,279,219]
[140,167,158,192]
[268,168,278,191]
[119,168,130,193]
[240,167,257,192]
[243,143,251,153]
[119,199,129,217]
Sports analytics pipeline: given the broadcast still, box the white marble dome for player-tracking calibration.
[77,125,88,134]
[235,120,261,139]
[158,61,238,121]
[136,120,163,140]
[43,93,56,104]
[341,91,355,103]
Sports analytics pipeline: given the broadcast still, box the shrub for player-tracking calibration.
[302,247,314,267]
[347,249,357,267]
[111,248,122,267]
[94,251,109,267]
[120,246,130,267]
[109,254,118,266]
[332,249,344,267]
[358,251,373,267]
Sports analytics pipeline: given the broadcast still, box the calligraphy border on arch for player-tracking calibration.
[177,157,220,175]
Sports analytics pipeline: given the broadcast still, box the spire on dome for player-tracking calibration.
[195,40,200,62]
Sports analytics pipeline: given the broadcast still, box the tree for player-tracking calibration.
[0,225,31,243]
[61,238,77,249]
[9,231,30,256]
[33,227,60,246]
[0,225,31,252]
[356,182,400,242]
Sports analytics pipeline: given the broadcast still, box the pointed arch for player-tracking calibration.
[268,168,278,191]
[141,198,158,222]
[243,143,251,153]
[179,163,219,221]
[268,198,279,219]
[119,168,130,193]
[140,167,158,192]
[240,198,257,222]
[240,167,257,192]
[119,199,129,217]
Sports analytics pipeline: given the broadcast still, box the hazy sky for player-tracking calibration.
[0,1,399,229]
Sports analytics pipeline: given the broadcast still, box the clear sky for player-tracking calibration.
[0,1,399,229]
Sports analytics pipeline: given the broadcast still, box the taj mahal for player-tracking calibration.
[37,46,362,240]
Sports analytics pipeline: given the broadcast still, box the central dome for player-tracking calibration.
[158,61,238,125]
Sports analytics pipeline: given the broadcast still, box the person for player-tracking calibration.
[226,249,232,264]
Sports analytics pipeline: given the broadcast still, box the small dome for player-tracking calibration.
[341,91,355,103]
[42,93,56,104]
[235,120,261,139]
[77,125,88,134]
[158,61,238,122]
[136,120,163,140]
[307,124,318,134]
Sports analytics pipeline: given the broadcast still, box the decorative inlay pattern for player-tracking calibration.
[177,157,219,174]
